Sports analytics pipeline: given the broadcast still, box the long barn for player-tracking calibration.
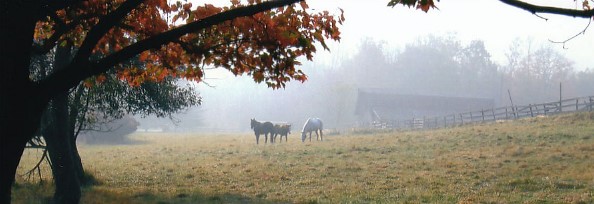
[354,88,495,126]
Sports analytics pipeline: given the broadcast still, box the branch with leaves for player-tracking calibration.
[33,0,343,104]
[387,0,594,18]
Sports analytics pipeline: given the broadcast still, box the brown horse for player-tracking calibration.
[272,124,291,143]
[250,118,274,144]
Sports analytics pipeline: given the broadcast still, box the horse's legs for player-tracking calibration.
[256,134,259,144]
[320,129,323,141]
[309,132,312,142]
[315,130,320,141]
[265,133,268,144]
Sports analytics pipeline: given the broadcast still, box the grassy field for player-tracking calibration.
[13,112,594,203]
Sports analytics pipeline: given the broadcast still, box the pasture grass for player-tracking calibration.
[14,112,594,203]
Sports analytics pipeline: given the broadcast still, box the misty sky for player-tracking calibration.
[306,0,593,70]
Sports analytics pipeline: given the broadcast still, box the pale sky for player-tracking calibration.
[305,0,594,70]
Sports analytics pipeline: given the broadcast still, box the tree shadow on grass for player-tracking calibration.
[104,191,294,204]
[12,183,295,204]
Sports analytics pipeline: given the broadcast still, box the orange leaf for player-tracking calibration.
[417,0,436,12]
[96,74,107,83]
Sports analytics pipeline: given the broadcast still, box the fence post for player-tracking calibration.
[559,83,562,112]
[481,109,485,122]
[460,113,464,125]
[530,104,534,117]
[492,109,496,120]
[420,116,424,129]
[435,117,438,129]
[453,114,456,126]
[576,99,579,111]
[505,107,508,119]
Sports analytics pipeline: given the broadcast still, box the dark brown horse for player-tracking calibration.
[250,118,274,144]
[272,124,291,143]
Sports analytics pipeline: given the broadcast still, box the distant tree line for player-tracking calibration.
[340,35,593,106]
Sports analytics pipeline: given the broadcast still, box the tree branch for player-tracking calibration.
[32,12,73,55]
[38,0,303,99]
[74,0,145,62]
[23,148,49,182]
[499,0,594,18]
[93,0,303,73]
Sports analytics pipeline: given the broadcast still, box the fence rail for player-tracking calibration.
[373,96,594,130]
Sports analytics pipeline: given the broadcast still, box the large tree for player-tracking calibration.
[30,45,201,202]
[0,0,343,202]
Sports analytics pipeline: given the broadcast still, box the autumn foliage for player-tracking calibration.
[387,0,438,12]
[33,0,344,89]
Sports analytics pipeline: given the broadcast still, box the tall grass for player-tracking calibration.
[14,112,594,203]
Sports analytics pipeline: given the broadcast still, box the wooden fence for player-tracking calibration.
[375,96,594,130]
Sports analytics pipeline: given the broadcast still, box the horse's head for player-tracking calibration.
[301,131,306,142]
[250,118,256,129]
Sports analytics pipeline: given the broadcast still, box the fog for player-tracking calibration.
[137,63,358,132]
[136,0,594,133]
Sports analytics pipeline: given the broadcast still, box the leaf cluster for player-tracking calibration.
[33,0,344,89]
[387,0,439,12]
[82,73,200,121]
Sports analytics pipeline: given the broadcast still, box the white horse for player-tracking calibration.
[301,118,323,142]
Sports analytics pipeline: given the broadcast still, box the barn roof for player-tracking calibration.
[355,88,494,119]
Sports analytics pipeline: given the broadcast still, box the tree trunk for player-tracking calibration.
[0,65,45,204]
[0,125,31,203]
[0,3,44,203]
[70,141,87,185]
[43,108,82,204]
[69,85,88,185]
[42,45,82,203]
